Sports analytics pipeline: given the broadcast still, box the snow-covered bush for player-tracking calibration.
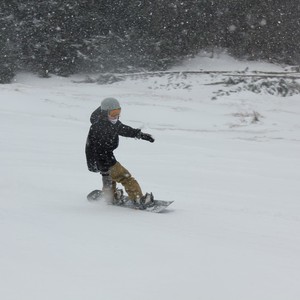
[213,77,300,99]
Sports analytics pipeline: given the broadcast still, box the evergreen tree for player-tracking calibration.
[220,0,300,64]
[16,1,83,76]
[0,2,19,83]
[1,0,300,82]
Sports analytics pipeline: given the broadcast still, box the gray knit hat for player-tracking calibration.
[101,97,121,111]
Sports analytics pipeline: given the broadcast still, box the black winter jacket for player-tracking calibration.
[85,109,141,172]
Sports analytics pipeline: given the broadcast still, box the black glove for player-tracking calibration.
[139,132,155,143]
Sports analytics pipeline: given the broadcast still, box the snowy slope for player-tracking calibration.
[1,54,300,300]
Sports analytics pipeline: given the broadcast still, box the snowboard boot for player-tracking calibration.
[136,193,154,209]
[102,187,114,202]
[101,172,114,202]
[113,189,125,205]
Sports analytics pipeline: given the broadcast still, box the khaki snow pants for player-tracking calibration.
[110,162,143,201]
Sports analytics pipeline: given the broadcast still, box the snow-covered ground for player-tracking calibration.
[1,54,300,300]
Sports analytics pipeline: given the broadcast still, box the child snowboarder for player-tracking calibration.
[85,97,155,208]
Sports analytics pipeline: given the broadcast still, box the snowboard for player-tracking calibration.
[87,189,173,213]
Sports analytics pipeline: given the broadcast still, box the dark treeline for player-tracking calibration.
[1,0,300,83]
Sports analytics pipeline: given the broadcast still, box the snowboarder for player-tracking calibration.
[85,97,155,208]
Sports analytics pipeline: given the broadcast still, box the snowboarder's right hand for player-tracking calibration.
[140,132,155,143]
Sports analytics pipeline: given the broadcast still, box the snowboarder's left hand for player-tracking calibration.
[140,132,155,143]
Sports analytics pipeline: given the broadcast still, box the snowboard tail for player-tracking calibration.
[87,189,173,213]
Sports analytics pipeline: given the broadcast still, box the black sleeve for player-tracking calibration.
[118,122,141,138]
[85,128,100,172]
